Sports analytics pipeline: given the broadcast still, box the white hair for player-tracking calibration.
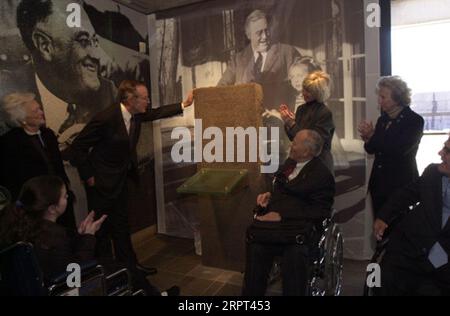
[2,92,36,127]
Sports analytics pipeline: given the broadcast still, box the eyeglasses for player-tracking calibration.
[74,32,99,48]
[35,28,99,49]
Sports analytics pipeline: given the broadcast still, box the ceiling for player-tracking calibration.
[113,0,209,14]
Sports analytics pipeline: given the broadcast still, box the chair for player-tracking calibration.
[266,215,344,296]
[0,242,140,296]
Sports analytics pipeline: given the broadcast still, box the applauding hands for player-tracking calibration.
[78,211,107,235]
[358,120,374,142]
[279,104,295,127]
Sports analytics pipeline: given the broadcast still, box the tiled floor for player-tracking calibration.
[135,235,368,296]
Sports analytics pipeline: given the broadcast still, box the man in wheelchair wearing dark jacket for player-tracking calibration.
[242,129,335,296]
[374,135,450,296]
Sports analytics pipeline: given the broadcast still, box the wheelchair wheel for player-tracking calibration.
[308,222,343,296]
[323,224,343,296]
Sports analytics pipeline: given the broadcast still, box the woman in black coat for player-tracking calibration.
[0,92,75,229]
[279,71,335,172]
[358,76,424,216]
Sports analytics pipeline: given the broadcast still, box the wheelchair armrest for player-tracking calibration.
[48,260,99,284]
[105,268,132,296]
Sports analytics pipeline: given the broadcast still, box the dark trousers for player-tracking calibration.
[378,251,450,296]
[86,183,138,268]
[242,241,309,296]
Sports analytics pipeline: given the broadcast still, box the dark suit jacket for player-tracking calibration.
[365,106,424,198]
[285,101,335,172]
[217,43,300,109]
[68,103,183,201]
[0,127,69,200]
[255,157,335,232]
[378,164,450,261]
[34,220,96,281]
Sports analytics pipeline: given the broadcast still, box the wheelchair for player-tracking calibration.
[266,216,344,296]
[0,242,145,296]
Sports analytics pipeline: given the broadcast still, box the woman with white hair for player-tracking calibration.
[279,71,335,172]
[0,92,76,229]
[358,76,424,216]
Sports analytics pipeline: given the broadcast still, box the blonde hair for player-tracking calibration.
[2,92,36,127]
[302,71,331,103]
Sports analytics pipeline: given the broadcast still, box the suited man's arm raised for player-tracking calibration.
[140,91,194,122]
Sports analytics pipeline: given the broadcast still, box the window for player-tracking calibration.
[391,0,450,173]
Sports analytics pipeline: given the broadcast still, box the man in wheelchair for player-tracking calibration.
[373,136,450,296]
[242,129,336,296]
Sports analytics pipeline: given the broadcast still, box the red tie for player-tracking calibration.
[283,159,297,178]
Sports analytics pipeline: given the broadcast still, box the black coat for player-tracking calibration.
[68,103,183,201]
[378,164,450,260]
[34,220,96,281]
[255,157,335,231]
[0,127,69,200]
[365,106,424,198]
[285,101,335,171]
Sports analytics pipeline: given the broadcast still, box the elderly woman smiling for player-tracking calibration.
[0,92,75,229]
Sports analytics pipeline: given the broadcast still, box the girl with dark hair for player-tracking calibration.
[0,175,106,280]
[0,176,180,296]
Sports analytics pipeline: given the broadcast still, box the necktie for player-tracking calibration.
[428,180,450,268]
[59,103,77,135]
[129,115,138,150]
[283,159,297,178]
[254,52,263,81]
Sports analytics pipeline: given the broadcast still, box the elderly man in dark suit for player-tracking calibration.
[69,80,193,275]
[217,9,300,110]
[374,136,450,295]
[242,129,335,296]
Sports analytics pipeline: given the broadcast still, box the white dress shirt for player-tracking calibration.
[288,159,311,182]
[120,103,133,134]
